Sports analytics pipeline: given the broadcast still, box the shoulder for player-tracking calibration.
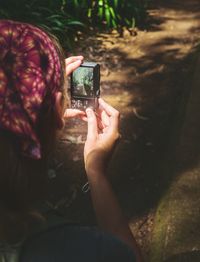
[20,225,136,262]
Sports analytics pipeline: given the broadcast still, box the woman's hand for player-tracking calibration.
[63,108,87,121]
[64,56,85,121]
[84,98,120,176]
[65,56,83,76]
[84,100,142,260]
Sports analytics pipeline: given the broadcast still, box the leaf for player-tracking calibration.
[124,18,132,26]
[113,0,118,8]
[47,14,63,19]
[105,8,111,26]
[99,0,104,7]
[66,20,85,27]
[132,17,136,28]
[74,0,79,8]
[98,6,103,19]
[51,26,64,33]
[51,19,64,27]
[111,18,117,28]
[109,7,116,19]
[87,8,92,18]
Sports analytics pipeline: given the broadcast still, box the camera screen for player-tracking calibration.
[72,67,94,97]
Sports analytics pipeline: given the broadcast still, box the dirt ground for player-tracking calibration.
[45,0,200,260]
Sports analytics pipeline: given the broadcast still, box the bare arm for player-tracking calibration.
[64,58,142,261]
[84,99,142,262]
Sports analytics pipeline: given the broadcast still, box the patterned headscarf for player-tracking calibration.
[0,20,63,159]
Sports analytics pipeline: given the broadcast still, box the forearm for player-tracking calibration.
[84,102,142,260]
[87,170,142,261]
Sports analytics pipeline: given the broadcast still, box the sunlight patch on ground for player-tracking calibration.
[103,91,134,113]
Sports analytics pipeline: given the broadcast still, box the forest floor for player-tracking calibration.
[46,0,200,260]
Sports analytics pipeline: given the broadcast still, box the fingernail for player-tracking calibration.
[86,108,92,116]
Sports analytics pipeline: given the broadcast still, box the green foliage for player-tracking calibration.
[0,0,85,48]
[0,0,148,48]
[65,0,148,29]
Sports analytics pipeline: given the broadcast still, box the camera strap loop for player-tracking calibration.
[82,181,90,193]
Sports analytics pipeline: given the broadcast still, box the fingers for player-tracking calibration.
[65,56,83,66]
[95,109,109,131]
[65,60,82,76]
[86,108,98,141]
[64,109,85,119]
[100,110,110,128]
[65,56,84,76]
[98,98,119,116]
[98,98,120,131]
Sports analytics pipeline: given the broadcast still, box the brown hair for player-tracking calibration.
[0,28,67,242]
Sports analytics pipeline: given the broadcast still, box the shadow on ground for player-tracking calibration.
[165,251,200,262]
[106,42,198,216]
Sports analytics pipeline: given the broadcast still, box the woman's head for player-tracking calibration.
[0,19,66,159]
[0,20,67,239]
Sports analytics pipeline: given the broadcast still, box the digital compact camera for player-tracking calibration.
[70,62,100,110]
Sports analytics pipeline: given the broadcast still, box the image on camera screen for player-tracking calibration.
[72,67,94,97]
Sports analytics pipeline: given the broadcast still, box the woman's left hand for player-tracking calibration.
[65,56,84,76]
[63,108,87,121]
[64,56,85,120]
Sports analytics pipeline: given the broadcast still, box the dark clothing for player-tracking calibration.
[20,225,136,262]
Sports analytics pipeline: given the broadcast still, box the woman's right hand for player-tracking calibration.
[84,100,142,261]
[84,98,120,177]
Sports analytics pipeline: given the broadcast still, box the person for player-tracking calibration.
[0,20,142,261]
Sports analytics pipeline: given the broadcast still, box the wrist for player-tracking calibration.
[85,164,106,179]
[86,169,110,190]
[84,149,108,178]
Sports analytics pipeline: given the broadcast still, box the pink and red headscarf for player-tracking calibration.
[0,20,63,159]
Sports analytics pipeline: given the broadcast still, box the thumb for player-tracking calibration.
[86,108,97,140]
